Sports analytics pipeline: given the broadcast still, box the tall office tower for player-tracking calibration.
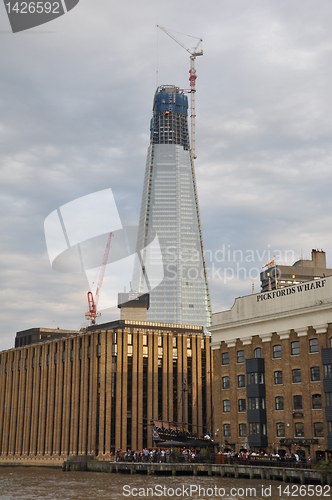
[133,85,211,327]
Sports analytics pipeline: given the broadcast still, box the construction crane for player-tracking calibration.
[157,25,203,160]
[85,232,113,326]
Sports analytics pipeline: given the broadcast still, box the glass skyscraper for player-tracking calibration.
[133,85,211,327]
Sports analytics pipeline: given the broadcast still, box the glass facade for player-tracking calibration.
[133,86,211,326]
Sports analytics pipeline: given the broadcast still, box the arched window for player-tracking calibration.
[254,348,262,358]
[312,394,322,410]
[275,396,284,410]
[314,422,324,437]
[309,338,319,353]
[273,345,281,359]
[295,422,304,437]
[276,422,285,437]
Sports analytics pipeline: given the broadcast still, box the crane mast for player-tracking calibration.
[157,25,203,160]
[85,231,113,326]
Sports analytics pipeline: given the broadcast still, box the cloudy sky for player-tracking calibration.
[1,0,332,351]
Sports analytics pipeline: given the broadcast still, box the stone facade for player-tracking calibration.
[0,320,212,466]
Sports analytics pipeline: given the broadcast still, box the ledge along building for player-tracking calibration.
[132,85,211,327]
[0,295,213,466]
[210,268,332,460]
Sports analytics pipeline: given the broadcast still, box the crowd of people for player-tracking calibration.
[114,447,209,463]
[112,447,316,467]
[217,449,313,467]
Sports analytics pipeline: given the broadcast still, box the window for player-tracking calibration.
[248,397,265,410]
[312,394,322,410]
[223,424,231,437]
[295,422,304,437]
[237,350,244,363]
[239,424,247,437]
[324,364,332,378]
[291,341,300,356]
[329,422,332,436]
[311,366,320,382]
[309,338,319,353]
[247,372,264,385]
[314,422,324,438]
[330,337,332,348]
[254,348,263,358]
[238,399,246,412]
[293,395,303,410]
[249,423,266,435]
[292,369,301,383]
[273,345,281,359]
[223,400,230,412]
[222,376,230,389]
[222,352,229,365]
[276,422,285,437]
[238,375,245,388]
[274,371,283,385]
[249,423,259,435]
[127,333,133,345]
[143,334,148,346]
[275,396,284,410]
[326,393,332,407]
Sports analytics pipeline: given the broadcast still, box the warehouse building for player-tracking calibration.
[210,275,332,459]
[0,295,212,466]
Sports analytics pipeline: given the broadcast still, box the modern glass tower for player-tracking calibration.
[133,85,211,327]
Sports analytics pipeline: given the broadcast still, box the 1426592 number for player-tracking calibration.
[5,2,60,14]
[277,485,331,497]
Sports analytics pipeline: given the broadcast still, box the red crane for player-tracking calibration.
[85,232,113,326]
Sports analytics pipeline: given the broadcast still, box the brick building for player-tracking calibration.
[0,316,212,466]
[210,275,332,459]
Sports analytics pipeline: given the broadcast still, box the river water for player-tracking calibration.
[0,467,328,499]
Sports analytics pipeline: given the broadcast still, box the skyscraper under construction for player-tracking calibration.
[133,85,211,327]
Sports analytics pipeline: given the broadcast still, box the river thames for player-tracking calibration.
[0,467,329,500]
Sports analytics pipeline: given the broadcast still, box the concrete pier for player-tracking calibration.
[62,459,329,484]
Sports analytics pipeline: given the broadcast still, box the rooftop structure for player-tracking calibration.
[15,327,80,348]
[260,249,332,292]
